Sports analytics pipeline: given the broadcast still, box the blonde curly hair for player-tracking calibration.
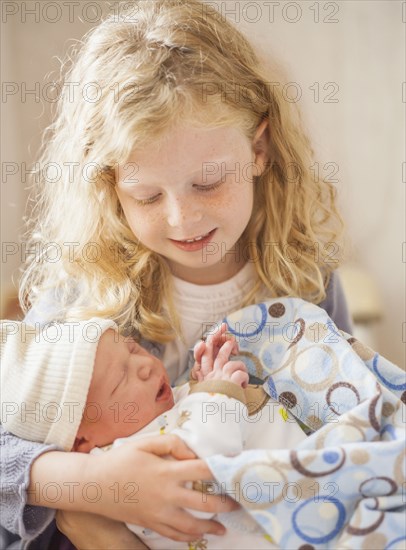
[20,0,344,342]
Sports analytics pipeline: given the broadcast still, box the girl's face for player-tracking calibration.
[115,122,268,284]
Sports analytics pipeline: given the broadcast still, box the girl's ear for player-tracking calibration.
[252,118,270,177]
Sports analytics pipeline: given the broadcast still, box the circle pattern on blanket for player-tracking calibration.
[349,449,369,464]
[323,451,340,464]
[205,298,405,550]
[368,388,382,432]
[338,350,367,382]
[305,321,330,343]
[288,318,306,349]
[372,354,406,391]
[361,533,387,549]
[326,382,360,415]
[259,342,289,376]
[279,391,297,408]
[359,476,397,498]
[381,402,395,416]
[232,461,288,509]
[268,302,285,317]
[226,302,268,337]
[385,536,406,549]
[292,497,346,543]
[291,345,338,391]
[346,513,384,536]
[316,421,366,448]
[349,338,375,360]
[273,378,310,418]
[290,448,346,477]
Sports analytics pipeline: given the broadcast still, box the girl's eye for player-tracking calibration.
[133,194,162,206]
[194,180,223,192]
[132,180,223,206]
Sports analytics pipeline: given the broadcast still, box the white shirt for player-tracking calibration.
[162,262,264,383]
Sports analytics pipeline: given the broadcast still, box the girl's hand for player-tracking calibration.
[56,510,149,549]
[89,434,237,542]
[28,437,238,542]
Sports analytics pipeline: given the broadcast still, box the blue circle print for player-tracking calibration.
[225,303,268,337]
[386,536,406,549]
[323,451,340,464]
[372,354,406,391]
[292,497,346,544]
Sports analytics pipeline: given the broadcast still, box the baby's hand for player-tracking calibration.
[192,338,248,388]
[192,323,238,382]
[205,339,249,388]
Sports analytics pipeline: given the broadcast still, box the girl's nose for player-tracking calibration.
[167,196,202,228]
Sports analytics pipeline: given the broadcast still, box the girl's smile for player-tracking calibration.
[169,228,217,251]
[115,123,267,284]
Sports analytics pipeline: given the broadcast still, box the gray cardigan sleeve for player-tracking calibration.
[1,297,62,540]
[318,271,354,334]
[0,427,58,540]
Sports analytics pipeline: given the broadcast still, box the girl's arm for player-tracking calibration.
[28,434,235,542]
[56,511,150,549]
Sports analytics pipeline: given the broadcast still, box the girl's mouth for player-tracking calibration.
[169,229,217,252]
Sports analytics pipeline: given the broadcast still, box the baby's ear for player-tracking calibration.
[72,435,95,453]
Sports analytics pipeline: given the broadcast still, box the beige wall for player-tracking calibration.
[1,1,405,366]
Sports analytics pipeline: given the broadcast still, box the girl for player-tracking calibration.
[1,0,352,548]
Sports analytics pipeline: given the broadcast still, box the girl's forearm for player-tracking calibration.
[27,450,96,512]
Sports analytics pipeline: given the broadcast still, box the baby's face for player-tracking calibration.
[74,330,174,452]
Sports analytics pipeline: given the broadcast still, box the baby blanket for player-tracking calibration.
[205,298,405,549]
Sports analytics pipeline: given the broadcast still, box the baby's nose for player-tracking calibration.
[137,363,152,381]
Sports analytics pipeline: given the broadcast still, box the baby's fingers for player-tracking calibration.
[205,322,228,346]
[193,340,206,363]
[221,360,247,377]
[200,337,214,376]
[229,369,249,388]
[213,339,236,369]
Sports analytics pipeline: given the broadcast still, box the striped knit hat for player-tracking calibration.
[0,318,117,451]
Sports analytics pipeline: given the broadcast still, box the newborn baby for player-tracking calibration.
[1,318,307,549]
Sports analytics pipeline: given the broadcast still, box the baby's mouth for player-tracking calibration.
[156,379,172,402]
[156,381,165,399]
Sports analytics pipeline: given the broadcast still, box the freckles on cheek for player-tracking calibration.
[129,209,167,243]
[217,182,253,210]
[147,209,165,224]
